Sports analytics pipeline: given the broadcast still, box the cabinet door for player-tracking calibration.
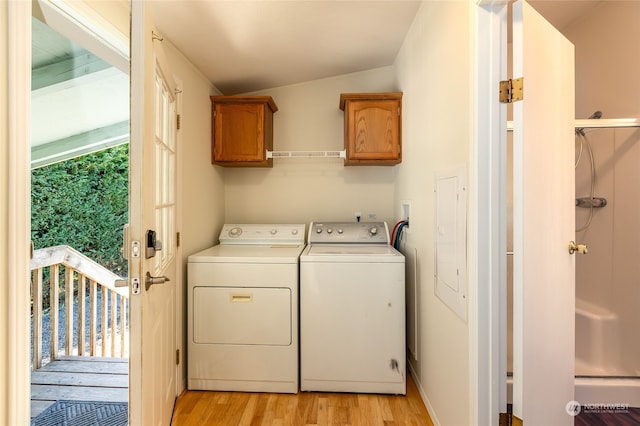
[345,99,401,165]
[212,102,271,165]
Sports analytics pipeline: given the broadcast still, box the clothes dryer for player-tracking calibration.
[187,224,305,393]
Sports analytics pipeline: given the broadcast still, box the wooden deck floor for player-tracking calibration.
[30,356,129,419]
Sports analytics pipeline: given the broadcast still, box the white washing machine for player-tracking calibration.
[187,223,305,393]
[300,221,406,395]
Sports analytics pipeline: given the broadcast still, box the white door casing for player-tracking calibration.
[130,1,178,424]
[511,1,575,425]
[3,1,32,424]
[473,3,509,424]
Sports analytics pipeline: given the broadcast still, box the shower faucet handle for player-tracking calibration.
[568,241,588,255]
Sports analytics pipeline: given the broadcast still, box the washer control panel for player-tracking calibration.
[308,222,389,244]
[219,224,305,245]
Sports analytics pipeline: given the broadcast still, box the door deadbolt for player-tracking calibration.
[568,241,588,255]
[145,229,163,259]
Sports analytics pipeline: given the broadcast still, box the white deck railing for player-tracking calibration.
[30,245,129,370]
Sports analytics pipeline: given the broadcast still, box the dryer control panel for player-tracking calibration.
[219,224,306,245]
[308,222,389,244]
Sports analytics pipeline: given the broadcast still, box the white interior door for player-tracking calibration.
[511,1,575,424]
[130,1,178,424]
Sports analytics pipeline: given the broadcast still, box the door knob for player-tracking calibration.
[568,241,588,255]
[145,271,170,290]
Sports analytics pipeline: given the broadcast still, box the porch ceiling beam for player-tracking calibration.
[31,50,111,91]
[31,120,129,169]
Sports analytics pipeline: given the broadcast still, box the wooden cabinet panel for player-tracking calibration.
[211,96,277,167]
[340,92,402,166]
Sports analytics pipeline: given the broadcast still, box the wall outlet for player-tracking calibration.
[400,200,411,227]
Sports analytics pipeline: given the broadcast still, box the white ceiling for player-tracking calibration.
[149,1,423,95]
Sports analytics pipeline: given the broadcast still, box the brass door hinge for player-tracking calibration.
[176,114,181,130]
[499,77,524,103]
[176,349,180,365]
[499,412,523,426]
[176,232,181,247]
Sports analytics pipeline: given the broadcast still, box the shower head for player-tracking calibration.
[576,110,603,136]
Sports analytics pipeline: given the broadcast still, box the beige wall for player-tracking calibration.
[568,2,640,120]
[224,67,398,225]
[161,40,226,389]
[394,2,472,425]
[165,40,226,258]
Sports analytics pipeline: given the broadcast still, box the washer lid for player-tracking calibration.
[306,245,399,256]
[301,244,404,263]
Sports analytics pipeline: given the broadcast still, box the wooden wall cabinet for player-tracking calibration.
[211,96,278,167]
[339,92,402,166]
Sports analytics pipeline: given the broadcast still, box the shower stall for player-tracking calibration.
[506,115,640,407]
[573,116,640,405]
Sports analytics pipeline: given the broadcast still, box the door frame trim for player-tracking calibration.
[473,1,508,425]
[4,0,32,424]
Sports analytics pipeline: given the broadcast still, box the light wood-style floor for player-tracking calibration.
[30,356,128,419]
[171,373,433,426]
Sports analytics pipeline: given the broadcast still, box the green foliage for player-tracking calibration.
[31,144,129,276]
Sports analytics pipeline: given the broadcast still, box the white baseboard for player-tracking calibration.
[408,360,441,426]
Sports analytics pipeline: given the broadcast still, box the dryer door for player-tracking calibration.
[193,286,292,346]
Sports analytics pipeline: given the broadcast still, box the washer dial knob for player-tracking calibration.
[228,227,242,237]
[369,226,378,236]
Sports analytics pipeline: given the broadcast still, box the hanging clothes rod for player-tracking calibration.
[267,150,346,159]
[506,117,640,131]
